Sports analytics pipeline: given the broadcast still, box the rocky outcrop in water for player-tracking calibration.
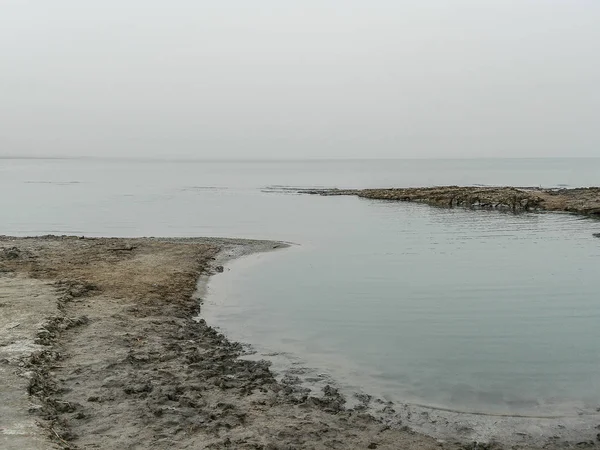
[303,186,600,216]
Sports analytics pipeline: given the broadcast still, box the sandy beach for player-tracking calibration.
[1,222,598,448]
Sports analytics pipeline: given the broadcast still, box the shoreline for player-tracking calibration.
[0,236,459,450]
[1,235,598,449]
[301,186,600,218]
[204,245,600,448]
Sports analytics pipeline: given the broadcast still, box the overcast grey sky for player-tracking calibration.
[1,1,599,159]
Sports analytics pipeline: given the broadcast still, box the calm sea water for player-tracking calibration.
[2,157,600,416]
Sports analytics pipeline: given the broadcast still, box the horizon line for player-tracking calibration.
[1,155,598,162]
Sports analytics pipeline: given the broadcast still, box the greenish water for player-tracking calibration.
[205,198,600,416]
[2,157,599,416]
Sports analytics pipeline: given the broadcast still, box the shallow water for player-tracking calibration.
[206,202,600,416]
[2,157,600,416]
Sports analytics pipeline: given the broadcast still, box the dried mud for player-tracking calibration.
[0,236,458,450]
[0,236,597,449]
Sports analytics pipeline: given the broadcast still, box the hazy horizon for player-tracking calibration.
[2,1,599,160]
[2,155,600,162]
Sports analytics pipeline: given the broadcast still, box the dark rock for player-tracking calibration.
[301,186,600,217]
[109,244,137,252]
[123,383,153,395]
[281,374,302,386]
[1,247,21,260]
[354,392,373,405]
[215,265,224,273]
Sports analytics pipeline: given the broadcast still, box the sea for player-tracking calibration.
[2,157,599,417]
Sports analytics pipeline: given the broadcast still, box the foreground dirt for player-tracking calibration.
[304,186,600,217]
[0,236,472,450]
[0,274,60,450]
[1,236,597,449]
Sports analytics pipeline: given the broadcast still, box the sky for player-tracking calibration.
[1,1,599,159]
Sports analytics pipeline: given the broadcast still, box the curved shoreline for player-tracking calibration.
[202,244,600,448]
[1,234,599,449]
[0,236,460,450]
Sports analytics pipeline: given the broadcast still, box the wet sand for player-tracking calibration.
[1,235,598,449]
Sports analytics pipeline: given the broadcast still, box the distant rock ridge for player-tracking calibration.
[302,186,600,216]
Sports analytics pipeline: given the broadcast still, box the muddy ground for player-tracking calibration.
[0,236,598,449]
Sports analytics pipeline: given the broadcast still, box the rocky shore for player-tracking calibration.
[1,236,598,449]
[303,186,600,216]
